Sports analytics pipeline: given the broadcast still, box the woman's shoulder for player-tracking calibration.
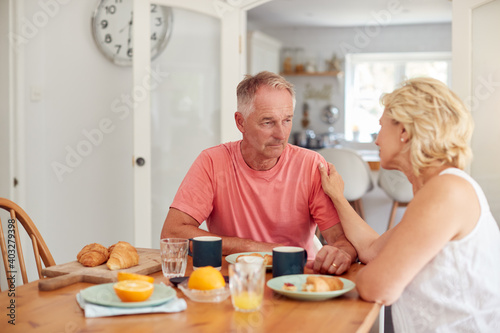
[412,168,481,238]
[421,168,476,203]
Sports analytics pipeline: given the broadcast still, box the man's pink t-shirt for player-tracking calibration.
[170,141,341,257]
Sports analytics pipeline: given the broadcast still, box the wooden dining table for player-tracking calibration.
[0,253,381,333]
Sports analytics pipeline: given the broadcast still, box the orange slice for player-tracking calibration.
[117,272,155,284]
[113,280,154,302]
[188,266,225,290]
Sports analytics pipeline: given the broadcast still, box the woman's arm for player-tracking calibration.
[318,163,393,262]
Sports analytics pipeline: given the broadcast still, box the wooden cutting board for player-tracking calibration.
[38,248,161,291]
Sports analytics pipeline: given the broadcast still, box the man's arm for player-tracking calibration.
[161,208,283,255]
[306,223,357,275]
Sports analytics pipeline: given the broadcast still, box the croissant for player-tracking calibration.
[106,241,139,270]
[302,276,344,292]
[77,243,109,267]
[236,253,273,266]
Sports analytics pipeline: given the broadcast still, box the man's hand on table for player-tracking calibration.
[306,245,352,275]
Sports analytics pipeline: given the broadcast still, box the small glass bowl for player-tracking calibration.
[178,280,230,303]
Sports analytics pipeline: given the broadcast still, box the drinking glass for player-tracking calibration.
[160,238,189,278]
[229,259,265,312]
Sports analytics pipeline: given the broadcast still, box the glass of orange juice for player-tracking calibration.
[228,259,265,312]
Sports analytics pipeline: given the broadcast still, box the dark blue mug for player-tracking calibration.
[188,236,222,270]
[272,246,308,278]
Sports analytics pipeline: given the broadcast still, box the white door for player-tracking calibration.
[452,0,500,225]
[0,0,11,198]
[132,0,271,247]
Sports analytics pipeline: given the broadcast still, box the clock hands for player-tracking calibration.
[117,12,133,50]
[119,12,133,33]
[127,12,133,49]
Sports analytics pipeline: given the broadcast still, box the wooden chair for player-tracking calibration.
[0,198,55,290]
[317,148,374,220]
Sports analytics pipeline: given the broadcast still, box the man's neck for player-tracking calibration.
[240,142,281,171]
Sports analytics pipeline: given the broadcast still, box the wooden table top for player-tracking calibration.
[0,254,381,333]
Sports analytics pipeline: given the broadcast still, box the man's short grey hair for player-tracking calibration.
[236,71,296,118]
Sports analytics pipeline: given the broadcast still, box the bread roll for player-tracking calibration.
[236,253,273,265]
[263,254,273,266]
[236,253,263,262]
[321,276,343,291]
[77,243,109,267]
[106,241,139,270]
[302,276,344,292]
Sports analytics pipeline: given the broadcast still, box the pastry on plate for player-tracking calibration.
[236,253,272,265]
[302,276,344,292]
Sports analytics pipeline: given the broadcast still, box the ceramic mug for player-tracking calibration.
[189,236,222,270]
[272,246,307,278]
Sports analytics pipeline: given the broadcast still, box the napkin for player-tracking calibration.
[76,293,187,318]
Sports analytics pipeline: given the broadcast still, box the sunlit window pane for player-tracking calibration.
[405,61,449,84]
[345,53,451,143]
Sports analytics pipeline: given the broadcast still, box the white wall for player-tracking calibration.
[469,1,500,223]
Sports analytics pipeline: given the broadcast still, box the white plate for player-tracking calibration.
[225,252,272,269]
[266,274,355,301]
[80,283,176,308]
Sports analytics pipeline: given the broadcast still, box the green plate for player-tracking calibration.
[225,252,272,269]
[80,283,175,308]
[266,274,355,301]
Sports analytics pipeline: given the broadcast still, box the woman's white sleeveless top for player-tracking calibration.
[391,168,500,333]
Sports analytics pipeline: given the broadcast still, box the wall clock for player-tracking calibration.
[91,0,173,66]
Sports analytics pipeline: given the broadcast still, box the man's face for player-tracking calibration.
[237,85,294,165]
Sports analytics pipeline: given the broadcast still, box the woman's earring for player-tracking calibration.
[400,138,405,142]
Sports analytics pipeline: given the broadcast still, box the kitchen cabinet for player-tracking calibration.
[281,70,342,77]
[247,30,282,75]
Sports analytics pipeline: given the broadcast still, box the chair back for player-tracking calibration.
[378,169,413,203]
[0,198,56,289]
[317,148,374,201]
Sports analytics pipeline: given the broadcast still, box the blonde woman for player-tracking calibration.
[314,77,500,332]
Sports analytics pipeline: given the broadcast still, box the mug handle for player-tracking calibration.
[188,238,194,257]
[303,249,308,267]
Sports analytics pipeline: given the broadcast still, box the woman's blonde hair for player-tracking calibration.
[237,71,296,118]
[381,77,473,176]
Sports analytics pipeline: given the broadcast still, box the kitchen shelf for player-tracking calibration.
[281,71,342,77]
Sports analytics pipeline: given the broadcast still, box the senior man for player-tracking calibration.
[161,71,356,275]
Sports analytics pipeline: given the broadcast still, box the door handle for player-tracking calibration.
[135,157,146,167]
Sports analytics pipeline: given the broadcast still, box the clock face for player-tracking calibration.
[91,0,173,66]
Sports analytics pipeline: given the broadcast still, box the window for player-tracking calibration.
[344,52,451,142]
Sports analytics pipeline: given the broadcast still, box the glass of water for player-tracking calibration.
[160,238,189,278]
